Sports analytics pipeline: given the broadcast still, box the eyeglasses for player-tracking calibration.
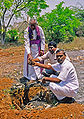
[56,55,63,58]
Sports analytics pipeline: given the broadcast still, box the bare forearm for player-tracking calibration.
[28,59,54,70]
[34,62,52,69]
[43,77,61,83]
[32,58,40,62]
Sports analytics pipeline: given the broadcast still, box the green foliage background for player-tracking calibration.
[0,0,84,45]
[0,0,49,44]
[37,2,81,44]
[6,29,19,42]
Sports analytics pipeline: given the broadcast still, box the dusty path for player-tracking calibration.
[67,50,84,104]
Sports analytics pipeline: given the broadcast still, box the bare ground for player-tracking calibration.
[0,45,84,119]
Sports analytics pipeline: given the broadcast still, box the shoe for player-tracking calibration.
[59,97,75,104]
[48,93,59,106]
[20,77,30,83]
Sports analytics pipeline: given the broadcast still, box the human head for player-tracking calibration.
[29,18,37,30]
[56,49,66,64]
[48,41,57,54]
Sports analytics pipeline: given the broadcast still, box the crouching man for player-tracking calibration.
[28,49,79,103]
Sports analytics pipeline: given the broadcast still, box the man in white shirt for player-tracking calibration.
[28,49,79,103]
[33,41,70,78]
[23,18,45,81]
[32,41,59,77]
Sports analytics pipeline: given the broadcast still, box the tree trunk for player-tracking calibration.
[3,32,5,44]
[1,23,7,45]
[0,21,5,45]
[1,31,6,45]
[0,21,1,41]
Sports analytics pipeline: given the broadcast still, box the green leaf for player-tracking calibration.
[37,1,80,43]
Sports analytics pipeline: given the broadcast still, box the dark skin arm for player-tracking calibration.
[42,77,61,83]
[28,54,32,60]
[28,59,61,83]
[33,61,54,70]
[33,62,61,83]
[32,58,40,62]
[28,59,52,69]
[39,50,44,56]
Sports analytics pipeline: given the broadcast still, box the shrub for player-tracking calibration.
[6,29,19,43]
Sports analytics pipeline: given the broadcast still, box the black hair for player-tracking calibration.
[48,41,57,48]
[56,49,66,56]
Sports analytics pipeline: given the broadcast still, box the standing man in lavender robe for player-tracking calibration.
[23,18,45,81]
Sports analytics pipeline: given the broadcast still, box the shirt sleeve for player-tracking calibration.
[66,53,70,61]
[37,52,49,61]
[52,63,60,71]
[39,26,45,51]
[24,28,30,54]
[57,67,69,81]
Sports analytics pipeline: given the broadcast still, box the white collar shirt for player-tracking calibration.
[52,59,79,90]
[38,48,70,64]
[38,48,59,64]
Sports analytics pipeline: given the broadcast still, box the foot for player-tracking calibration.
[59,97,75,104]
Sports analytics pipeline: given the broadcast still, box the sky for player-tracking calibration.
[41,0,84,15]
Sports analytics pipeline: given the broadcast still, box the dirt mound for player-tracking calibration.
[0,77,84,119]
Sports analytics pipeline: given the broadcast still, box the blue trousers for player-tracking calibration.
[42,69,59,77]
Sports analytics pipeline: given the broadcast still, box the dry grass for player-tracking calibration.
[58,37,84,50]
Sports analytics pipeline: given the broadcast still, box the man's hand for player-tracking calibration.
[28,59,35,65]
[42,77,46,83]
[39,50,44,56]
[28,54,32,60]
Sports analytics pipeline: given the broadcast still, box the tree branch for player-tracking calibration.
[16,0,32,12]
[6,0,32,29]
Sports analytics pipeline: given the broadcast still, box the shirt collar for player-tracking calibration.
[54,48,59,54]
[60,58,67,66]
